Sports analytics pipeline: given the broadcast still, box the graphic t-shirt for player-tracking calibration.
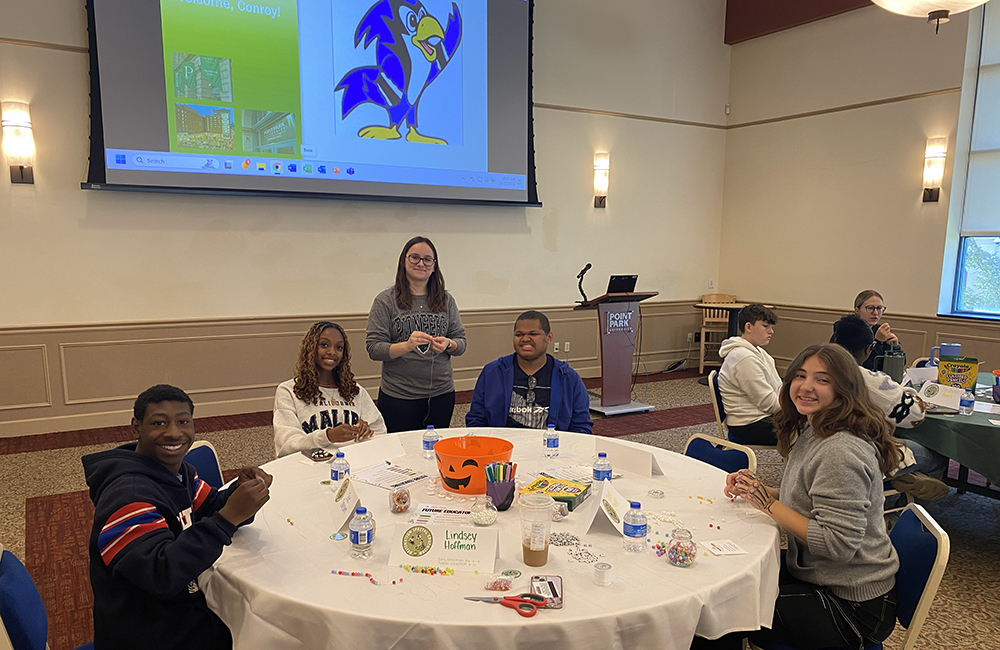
[507,357,554,429]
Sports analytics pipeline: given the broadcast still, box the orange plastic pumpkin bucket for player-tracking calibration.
[434,436,514,494]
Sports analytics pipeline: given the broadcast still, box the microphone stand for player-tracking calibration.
[576,267,590,305]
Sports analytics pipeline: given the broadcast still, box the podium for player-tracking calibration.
[575,292,658,416]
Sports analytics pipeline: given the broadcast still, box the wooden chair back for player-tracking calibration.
[700,294,736,328]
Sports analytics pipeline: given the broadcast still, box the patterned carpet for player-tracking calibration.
[2,370,999,649]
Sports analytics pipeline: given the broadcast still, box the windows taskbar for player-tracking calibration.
[104,150,527,190]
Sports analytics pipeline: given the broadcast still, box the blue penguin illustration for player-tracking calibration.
[336,0,462,144]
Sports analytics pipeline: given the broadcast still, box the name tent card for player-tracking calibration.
[328,476,360,532]
[388,524,499,573]
[918,382,964,410]
[581,479,629,537]
[595,438,663,478]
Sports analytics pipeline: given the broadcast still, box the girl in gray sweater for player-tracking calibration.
[725,343,903,650]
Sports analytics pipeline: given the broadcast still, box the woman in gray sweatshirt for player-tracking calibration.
[366,236,466,432]
[725,343,903,650]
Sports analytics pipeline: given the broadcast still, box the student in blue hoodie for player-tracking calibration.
[83,384,272,650]
[466,310,592,433]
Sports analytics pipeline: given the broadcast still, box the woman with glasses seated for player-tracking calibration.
[366,236,467,432]
[830,290,903,372]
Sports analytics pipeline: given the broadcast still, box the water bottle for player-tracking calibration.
[544,424,559,459]
[622,501,647,552]
[422,425,440,459]
[349,506,373,559]
[330,451,350,482]
[959,389,975,416]
[593,452,612,482]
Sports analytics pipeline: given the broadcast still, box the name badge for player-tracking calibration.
[388,524,499,573]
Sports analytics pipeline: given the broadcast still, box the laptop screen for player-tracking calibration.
[606,275,638,294]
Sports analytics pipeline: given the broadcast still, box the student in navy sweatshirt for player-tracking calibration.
[83,384,272,650]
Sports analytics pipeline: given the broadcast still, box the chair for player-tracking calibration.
[699,293,736,373]
[910,356,930,369]
[184,440,224,488]
[684,433,757,474]
[748,503,950,650]
[708,370,783,468]
[0,545,93,650]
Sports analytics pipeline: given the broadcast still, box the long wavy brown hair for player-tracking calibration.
[292,322,360,406]
[394,236,447,312]
[774,343,903,476]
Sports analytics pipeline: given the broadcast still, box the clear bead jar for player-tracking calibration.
[389,486,411,513]
[471,495,498,526]
[666,528,696,567]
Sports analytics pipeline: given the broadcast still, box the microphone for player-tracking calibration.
[576,263,592,279]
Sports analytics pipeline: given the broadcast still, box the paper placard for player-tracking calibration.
[328,477,360,532]
[582,479,629,537]
[341,435,407,470]
[918,382,964,410]
[595,438,663,478]
[974,401,1000,415]
[704,540,748,556]
[408,504,473,525]
[387,523,498,573]
[903,367,938,387]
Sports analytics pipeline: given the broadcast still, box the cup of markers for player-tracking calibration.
[485,461,517,511]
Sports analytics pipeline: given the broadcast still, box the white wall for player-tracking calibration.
[720,7,968,316]
[0,0,730,327]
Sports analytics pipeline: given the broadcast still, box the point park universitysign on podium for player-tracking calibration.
[575,291,657,416]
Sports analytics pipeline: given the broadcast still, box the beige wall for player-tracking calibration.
[0,0,730,327]
[0,0,725,435]
[720,7,968,316]
[0,301,702,436]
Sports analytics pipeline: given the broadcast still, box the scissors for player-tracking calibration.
[464,592,547,617]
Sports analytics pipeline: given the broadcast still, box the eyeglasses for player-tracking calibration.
[862,305,887,315]
[526,375,536,406]
[407,254,436,267]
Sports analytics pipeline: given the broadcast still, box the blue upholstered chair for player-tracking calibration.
[683,433,757,474]
[0,544,93,650]
[707,370,783,467]
[184,440,225,488]
[749,503,950,650]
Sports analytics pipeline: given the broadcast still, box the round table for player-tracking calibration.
[201,428,781,650]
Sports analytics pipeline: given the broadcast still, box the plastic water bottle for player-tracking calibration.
[959,389,975,416]
[593,452,612,482]
[330,451,350,482]
[544,424,559,459]
[349,506,373,559]
[623,501,647,552]
[422,425,440,459]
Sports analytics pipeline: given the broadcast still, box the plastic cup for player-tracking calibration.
[519,493,555,567]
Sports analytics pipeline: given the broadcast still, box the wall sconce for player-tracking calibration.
[594,153,609,208]
[2,101,35,184]
[922,137,947,203]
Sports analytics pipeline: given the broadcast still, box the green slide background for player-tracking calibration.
[160,0,301,157]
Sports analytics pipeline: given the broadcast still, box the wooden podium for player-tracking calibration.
[575,291,658,416]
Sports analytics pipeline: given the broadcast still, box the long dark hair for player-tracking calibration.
[774,343,902,477]
[394,236,447,312]
[292,322,359,406]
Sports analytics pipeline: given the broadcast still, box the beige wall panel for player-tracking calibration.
[720,92,960,316]
[534,0,730,124]
[0,0,87,49]
[0,346,50,409]
[0,301,701,436]
[727,6,967,125]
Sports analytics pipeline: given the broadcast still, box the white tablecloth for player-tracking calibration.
[201,428,780,650]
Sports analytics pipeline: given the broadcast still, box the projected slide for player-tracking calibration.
[91,0,531,203]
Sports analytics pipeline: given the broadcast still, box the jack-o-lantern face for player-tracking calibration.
[438,456,478,491]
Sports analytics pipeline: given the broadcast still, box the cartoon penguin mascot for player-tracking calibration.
[336,0,462,144]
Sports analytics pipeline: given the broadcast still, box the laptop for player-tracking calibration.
[606,275,638,294]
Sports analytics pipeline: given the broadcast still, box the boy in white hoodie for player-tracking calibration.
[718,304,781,445]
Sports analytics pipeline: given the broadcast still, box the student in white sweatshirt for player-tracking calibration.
[718,304,780,445]
[273,322,386,458]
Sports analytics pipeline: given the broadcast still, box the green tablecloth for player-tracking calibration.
[901,372,1000,485]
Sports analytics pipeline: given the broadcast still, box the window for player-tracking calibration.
[944,5,1000,318]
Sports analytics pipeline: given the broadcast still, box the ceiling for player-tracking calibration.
[725,0,873,44]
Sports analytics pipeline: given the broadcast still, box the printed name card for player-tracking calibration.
[388,524,499,573]
[582,479,629,537]
[918,382,964,409]
[596,438,663,478]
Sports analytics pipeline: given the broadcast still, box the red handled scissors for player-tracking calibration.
[464,592,547,617]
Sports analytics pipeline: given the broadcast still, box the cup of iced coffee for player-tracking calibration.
[519,493,555,566]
